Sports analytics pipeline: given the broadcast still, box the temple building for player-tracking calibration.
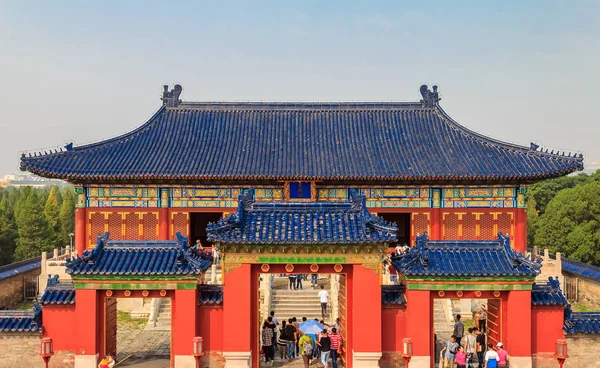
[14,84,591,368]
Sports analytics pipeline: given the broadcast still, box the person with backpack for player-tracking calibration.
[298,331,313,368]
[464,328,477,368]
[441,335,459,368]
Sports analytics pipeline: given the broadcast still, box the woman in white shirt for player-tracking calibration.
[484,343,499,368]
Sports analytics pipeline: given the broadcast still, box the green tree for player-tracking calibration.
[44,185,63,248]
[534,181,600,266]
[59,187,76,245]
[14,187,52,260]
[0,189,18,265]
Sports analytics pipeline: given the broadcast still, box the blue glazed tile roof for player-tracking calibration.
[207,189,397,245]
[531,277,568,306]
[66,233,213,276]
[199,285,223,305]
[382,285,407,305]
[562,257,600,282]
[564,306,600,334]
[20,91,583,183]
[0,304,42,332]
[0,257,41,281]
[392,233,541,277]
[40,275,75,305]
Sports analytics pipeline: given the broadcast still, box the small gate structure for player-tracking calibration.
[565,277,578,302]
[23,276,38,300]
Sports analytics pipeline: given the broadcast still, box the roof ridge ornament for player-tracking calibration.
[420,85,441,108]
[162,84,183,107]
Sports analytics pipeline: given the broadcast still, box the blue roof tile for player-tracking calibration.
[0,304,42,332]
[532,277,568,306]
[382,285,407,305]
[207,189,397,245]
[564,305,600,334]
[40,275,75,305]
[562,257,600,282]
[20,90,583,183]
[0,257,41,281]
[392,233,541,278]
[66,233,213,276]
[199,285,223,305]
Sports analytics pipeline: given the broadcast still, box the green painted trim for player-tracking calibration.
[405,275,536,282]
[256,256,348,264]
[71,274,199,281]
[74,282,197,290]
[406,283,533,291]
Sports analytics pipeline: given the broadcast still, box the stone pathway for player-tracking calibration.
[116,312,170,362]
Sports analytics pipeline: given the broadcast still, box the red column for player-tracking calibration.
[74,289,100,356]
[405,289,431,358]
[172,289,199,360]
[352,265,382,364]
[505,290,531,358]
[430,208,441,240]
[222,264,252,363]
[515,208,527,253]
[159,208,169,240]
[75,208,86,256]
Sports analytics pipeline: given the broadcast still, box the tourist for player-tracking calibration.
[455,345,467,368]
[329,327,343,368]
[334,317,341,332]
[262,320,275,364]
[107,352,116,368]
[318,285,329,319]
[212,245,220,264]
[479,304,487,333]
[296,273,304,290]
[98,355,110,368]
[278,321,288,359]
[495,342,509,368]
[474,308,481,331]
[441,335,459,368]
[270,311,279,346]
[394,243,403,256]
[298,331,313,368]
[288,274,296,290]
[453,314,465,342]
[317,329,332,368]
[194,239,204,252]
[285,318,297,361]
[474,328,486,368]
[484,343,499,368]
[311,273,318,287]
[464,328,477,368]
[293,317,300,356]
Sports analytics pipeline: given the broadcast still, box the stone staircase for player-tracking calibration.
[271,288,332,323]
[203,265,222,284]
[433,299,453,340]
[154,299,171,330]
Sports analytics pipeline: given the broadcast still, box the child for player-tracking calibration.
[98,355,109,368]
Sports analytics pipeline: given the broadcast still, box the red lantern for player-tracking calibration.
[555,339,568,368]
[40,337,54,368]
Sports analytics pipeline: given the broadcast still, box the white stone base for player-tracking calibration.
[174,355,196,368]
[352,351,382,367]
[223,351,252,368]
[506,356,532,368]
[74,354,98,368]
[404,355,430,368]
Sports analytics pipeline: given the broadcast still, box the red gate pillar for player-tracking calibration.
[505,290,532,368]
[405,289,431,368]
[158,208,169,240]
[75,208,86,256]
[172,288,199,367]
[222,264,252,367]
[352,265,381,367]
[515,208,527,253]
[74,289,100,366]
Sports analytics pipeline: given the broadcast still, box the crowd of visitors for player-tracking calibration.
[261,310,343,367]
[437,314,509,368]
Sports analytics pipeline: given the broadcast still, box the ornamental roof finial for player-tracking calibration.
[161,84,183,107]
[420,84,441,107]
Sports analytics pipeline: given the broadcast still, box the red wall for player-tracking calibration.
[381,307,407,352]
[405,290,431,356]
[352,265,382,353]
[531,306,565,353]
[172,289,199,357]
[42,305,77,351]
[198,306,224,352]
[505,290,531,357]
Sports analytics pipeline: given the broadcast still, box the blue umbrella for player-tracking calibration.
[298,320,325,335]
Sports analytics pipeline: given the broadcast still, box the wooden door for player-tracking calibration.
[486,299,502,348]
[338,274,348,367]
[105,297,118,356]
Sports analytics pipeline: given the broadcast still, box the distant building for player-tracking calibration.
[1,173,66,188]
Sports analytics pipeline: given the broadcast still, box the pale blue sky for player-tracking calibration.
[1,1,599,175]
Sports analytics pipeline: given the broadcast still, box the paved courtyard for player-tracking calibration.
[116,312,170,365]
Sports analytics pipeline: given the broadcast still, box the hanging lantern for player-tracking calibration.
[193,336,204,356]
[40,337,54,357]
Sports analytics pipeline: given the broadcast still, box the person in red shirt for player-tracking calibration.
[329,327,343,368]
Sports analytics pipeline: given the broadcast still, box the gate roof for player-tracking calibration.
[19,85,583,184]
[207,188,397,245]
[66,233,213,276]
[393,233,541,278]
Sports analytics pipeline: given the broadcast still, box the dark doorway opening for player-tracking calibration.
[190,212,222,246]
[379,213,411,246]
